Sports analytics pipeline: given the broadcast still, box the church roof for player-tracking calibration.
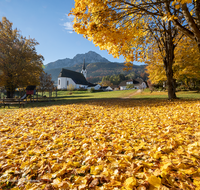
[58,68,88,85]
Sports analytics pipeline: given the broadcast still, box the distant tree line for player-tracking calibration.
[38,72,54,96]
[99,72,148,86]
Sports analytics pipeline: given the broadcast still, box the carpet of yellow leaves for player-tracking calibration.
[0,99,200,190]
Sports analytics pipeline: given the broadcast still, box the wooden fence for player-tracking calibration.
[0,87,58,103]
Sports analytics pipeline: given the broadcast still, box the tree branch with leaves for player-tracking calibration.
[70,0,186,99]
[0,17,44,98]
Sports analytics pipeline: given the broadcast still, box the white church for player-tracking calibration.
[57,60,101,90]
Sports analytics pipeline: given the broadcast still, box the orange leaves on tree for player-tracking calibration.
[70,0,147,64]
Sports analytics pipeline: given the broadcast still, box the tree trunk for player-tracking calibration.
[164,56,176,99]
[162,18,177,100]
[6,86,15,98]
[166,67,177,99]
[163,41,177,99]
[6,91,15,98]
[164,57,177,99]
[198,42,200,53]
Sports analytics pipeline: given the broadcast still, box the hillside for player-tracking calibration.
[45,62,146,84]
[44,51,110,70]
[44,51,146,84]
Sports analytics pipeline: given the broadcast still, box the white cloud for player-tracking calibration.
[67,14,74,20]
[63,22,73,30]
[63,14,75,33]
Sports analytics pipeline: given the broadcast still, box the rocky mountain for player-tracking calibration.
[44,51,110,70]
[44,51,146,84]
[45,62,123,83]
[45,62,146,84]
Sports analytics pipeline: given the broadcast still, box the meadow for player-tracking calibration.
[0,90,200,189]
[1,89,199,110]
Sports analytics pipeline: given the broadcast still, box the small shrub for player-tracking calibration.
[74,88,87,91]
[60,89,68,91]
[68,84,75,91]
[88,88,95,93]
[126,84,134,89]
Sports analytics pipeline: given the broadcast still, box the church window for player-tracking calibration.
[67,81,69,86]
[59,80,60,85]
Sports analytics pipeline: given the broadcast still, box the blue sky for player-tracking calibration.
[0,0,141,65]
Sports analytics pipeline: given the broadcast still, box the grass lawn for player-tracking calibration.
[0,89,138,111]
[132,89,200,99]
[55,89,137,99]
[0,89,199,112]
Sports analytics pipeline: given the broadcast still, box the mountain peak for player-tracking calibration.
[45,51,110,70]
[73,51,110,64]
[87,51,99,54]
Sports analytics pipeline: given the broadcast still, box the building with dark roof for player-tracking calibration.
[57,67,101,90]
[57,60,103,90]
[57,68,89,90]
[119,78,147,90]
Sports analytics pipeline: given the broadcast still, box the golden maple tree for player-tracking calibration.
[70,0,188,99]
[0,17,44,98]
[146,36,200,86]
[165,0,200,52]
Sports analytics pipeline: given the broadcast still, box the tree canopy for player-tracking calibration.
[146,36,200,85]
[167,0,200,52]
[0,17,44,98]
[70,0,198,60]
[70,0,190,99]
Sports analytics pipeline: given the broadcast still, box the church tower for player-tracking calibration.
[81,58,87,78]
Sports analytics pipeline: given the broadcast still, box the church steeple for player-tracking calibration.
[81,58,87,78]
[82,58,86,70]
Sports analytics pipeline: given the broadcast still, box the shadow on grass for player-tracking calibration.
[0,90,199,111]
[12,97,199,110]
[54,95,92,99]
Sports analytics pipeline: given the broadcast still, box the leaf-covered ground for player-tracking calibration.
[0,99,200,190]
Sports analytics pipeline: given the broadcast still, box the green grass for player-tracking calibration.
[0,89,137,111]
[0,89,199,112]
[132,89,200,99]
[49,89,138,100]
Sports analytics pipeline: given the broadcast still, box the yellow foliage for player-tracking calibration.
[146,36,200,84]
[0,98,200,189]
[147,175,161,188]
[90,165,103,175]
[124,177,137,190]
[0,17,43,92]
[70,0,148,64]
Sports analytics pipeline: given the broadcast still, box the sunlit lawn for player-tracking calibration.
[0,89,199,112]
[132,89,200,99]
